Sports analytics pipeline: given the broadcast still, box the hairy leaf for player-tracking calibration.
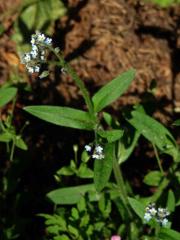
[94,143,114,192]
[24,106,95,130]
[92,69,135,112]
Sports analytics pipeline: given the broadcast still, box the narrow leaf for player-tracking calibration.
[24,106,95,130]
[15,136,28,150]
[0,132,13,142]
[47,184,97,205]
[128,197,145,220]
[0,87,17,108]
[167,189,175,212]
[126,109,179,161]
[158,228,180,240]
[92,69,135,112]
[94,143,114,192]
[118,127,140,164]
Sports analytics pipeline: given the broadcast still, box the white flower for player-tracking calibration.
[32,44,38,51]
[144,213,152,222]
[27,66,34,73]
[37,33,45,42]
[161,218,168,226]
[40,55,45,61]
[149,207,157,216]
[23,53,31,62]
[98,154,104,159]
[92,154,99,159]
[31,50,38,59]
[20,31,53,75]
[95,145,103,154]
[45,37,52,45]
[92,153,104,160]
[34,66,40,73]
[85,145,92,152]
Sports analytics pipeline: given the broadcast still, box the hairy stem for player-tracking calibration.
[49,47,95,119]
[152,144,164,175]
[113,149,132,219]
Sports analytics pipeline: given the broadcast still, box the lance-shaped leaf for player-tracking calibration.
[118,126,140,164]
[128,197,145,220]
[126,109,179,162]
[24,106,95,130]
[0,87,17,108]
[92,69,135,112]
[158,228,180,240]
[47,184,98,205]
[94,143,114,192]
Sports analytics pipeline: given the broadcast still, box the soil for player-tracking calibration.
[55,0,180,123]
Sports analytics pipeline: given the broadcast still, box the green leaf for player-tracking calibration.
[118,127,140,164]
[126,109,179,161]
[54,235,69,240]
[77,163,94,178]
[39,71,49,79]
[15,136,28,150]
[97,129,124,143]
[94,143,114,192]
[47,184,97,205]
[47,225,59,235]
[172,119,180,126]
[150,0,179,7]
[158,228,180,240]
[0,132,13,142]
[24,106,95,130]
[71,207,79,220]
[92,69,135,112]
[20,0,66,30]
[0,87,17,108]
[128,197,145,220]
[103,112,113,126]
[57,166,75,176]
[68,225,79,238]
[143,171,162,186]
[167,189,175,212]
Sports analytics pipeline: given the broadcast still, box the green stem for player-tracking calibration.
[152,144,164,175]
[150,177,169,202]
[113,150,132,219]
[10,139,16,162]
[155,224,161,237]
[9,95,17,126]
[49,47,95,119]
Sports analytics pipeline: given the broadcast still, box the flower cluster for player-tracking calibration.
[20,31,52,74]
[144,203,170,226]
[85,144,104,160]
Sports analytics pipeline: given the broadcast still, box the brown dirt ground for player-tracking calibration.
[0,0,180,124]
[54,0,180,123]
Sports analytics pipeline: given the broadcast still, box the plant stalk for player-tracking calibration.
[113,150,132,219]
[49,47,95,119]
[152,144,164,175]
